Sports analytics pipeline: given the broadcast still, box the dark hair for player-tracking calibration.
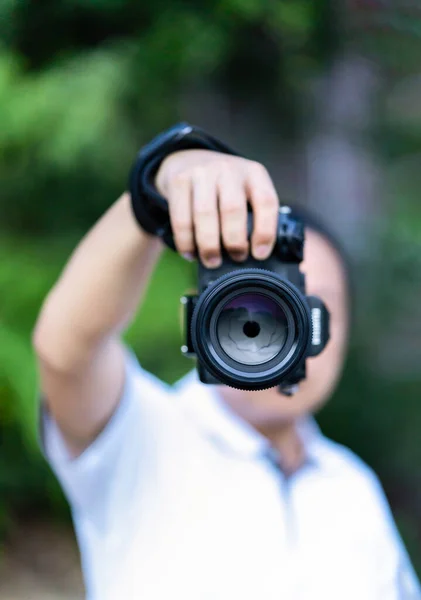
[289,204,355,324]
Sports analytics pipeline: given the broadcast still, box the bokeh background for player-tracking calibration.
[0,0,421,597]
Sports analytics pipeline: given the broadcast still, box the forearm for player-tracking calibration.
[33,193,162,370]
[31,142,279,450]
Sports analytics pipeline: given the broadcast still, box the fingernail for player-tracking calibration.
[254,245,271,260]
[230,251,248,262]
[206,256,222,268]
[182,253,195,262]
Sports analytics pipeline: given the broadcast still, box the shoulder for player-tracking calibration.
[314,435,397,532]
[317,436,381,486]
[112,349,199,445]
[313,435,421,593]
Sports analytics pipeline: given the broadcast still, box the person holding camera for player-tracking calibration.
[32,125,420,599]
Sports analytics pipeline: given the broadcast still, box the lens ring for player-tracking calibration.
[190,268,311,390]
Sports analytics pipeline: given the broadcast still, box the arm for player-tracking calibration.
[32,193,162,456]
[32,148,279,457]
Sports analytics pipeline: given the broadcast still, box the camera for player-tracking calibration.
[181,207,330,395]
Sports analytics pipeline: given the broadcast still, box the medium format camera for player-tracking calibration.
[181,207,330,395]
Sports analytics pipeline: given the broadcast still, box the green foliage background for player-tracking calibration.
[0,0,420,576]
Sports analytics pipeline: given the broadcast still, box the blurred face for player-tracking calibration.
[217,228,350,430]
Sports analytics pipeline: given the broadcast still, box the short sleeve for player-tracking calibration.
[39,346,174,530]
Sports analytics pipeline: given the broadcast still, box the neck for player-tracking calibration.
[218,387,306,475]
[259,422,306,475]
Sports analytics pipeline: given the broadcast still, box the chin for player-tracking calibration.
[219,384,315,426]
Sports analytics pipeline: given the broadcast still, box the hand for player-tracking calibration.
[155,149,279,268]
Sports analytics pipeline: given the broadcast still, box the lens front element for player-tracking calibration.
[216,293,288,365]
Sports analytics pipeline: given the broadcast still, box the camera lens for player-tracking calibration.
[216,293,288,365]
[190,269,311,390]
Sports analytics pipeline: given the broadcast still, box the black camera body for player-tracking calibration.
[181,208,330,395]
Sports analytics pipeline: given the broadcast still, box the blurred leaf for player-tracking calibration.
[0,324,38,449]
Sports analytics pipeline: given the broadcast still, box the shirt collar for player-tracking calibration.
[175,369,324,468]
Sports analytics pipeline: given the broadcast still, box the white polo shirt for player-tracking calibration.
[41,347,420,600]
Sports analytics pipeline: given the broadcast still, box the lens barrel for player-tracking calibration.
[190,269,311,390]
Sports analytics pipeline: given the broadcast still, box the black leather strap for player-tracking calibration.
[129,123,242,250]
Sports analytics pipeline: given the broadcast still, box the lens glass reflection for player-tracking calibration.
[216,293,288,365]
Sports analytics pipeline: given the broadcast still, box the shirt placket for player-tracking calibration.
[264,448,303,599]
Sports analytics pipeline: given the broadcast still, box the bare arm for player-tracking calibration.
[32,193,163,455]
[33,149,279,456]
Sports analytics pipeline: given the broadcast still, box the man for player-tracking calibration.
[32,140,420,599]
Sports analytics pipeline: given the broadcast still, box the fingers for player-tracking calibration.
[167,166,222,268]
[167,174,194,258]
[166,153,278,268]
[218,167,248,262]
[245,162,279,260]
[192,168,221,268]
